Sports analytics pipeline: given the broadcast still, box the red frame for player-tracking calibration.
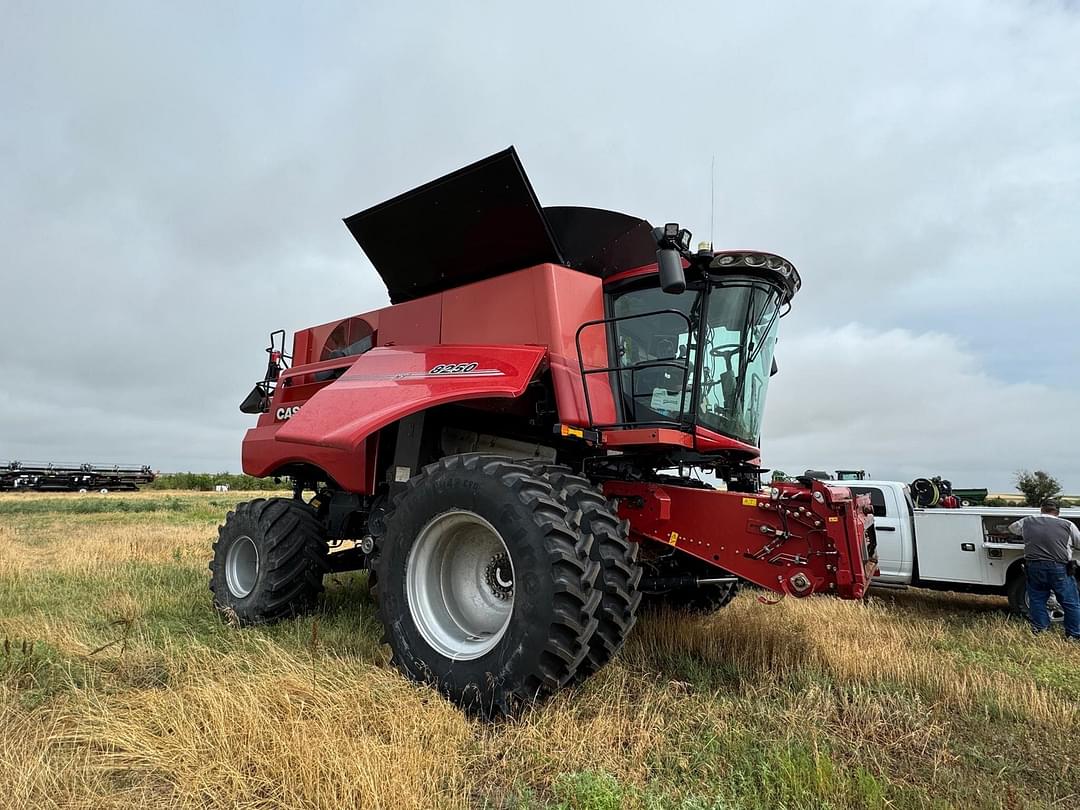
[604,479,875,599]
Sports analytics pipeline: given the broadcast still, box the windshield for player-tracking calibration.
[608,277,782,445]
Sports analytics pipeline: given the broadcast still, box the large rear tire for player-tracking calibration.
[376,454,601,717]
[525,463,642,680]
[210,498,329,624]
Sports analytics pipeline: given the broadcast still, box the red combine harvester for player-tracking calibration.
[213,148,876,715]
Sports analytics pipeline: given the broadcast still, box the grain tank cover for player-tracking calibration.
[344,147,658,303]
[542,206,657,279]
[344,147,562,304]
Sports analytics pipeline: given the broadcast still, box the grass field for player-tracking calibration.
[1,491,1078,809]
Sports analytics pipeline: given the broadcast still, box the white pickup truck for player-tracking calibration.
[826,481,1080,619]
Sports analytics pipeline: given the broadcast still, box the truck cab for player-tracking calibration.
[831,480,916,583]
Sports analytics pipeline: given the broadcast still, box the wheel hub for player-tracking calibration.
[485,553,514,600]
[225,535,260,598]
[406,510,515,660]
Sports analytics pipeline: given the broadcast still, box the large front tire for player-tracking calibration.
[376,454,601,717]
[210,498,329,624]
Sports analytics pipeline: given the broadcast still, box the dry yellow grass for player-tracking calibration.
[1,491,1078,809]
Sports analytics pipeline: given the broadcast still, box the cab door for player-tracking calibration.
[850,485,907,582]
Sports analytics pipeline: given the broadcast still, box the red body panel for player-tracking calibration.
[242,345,546,491]
[278,344,546,450]
[242,428,379,493]
[604,479,875,599]
[379,296,443,346]
[441,263,614,426]
[692,425,760,457]
[602,428,694,448]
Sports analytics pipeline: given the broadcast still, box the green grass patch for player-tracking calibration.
[0,496,239,517]
[0,637,95,709]
[0,562,383,664]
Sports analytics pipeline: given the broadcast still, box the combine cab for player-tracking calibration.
[213,148,875,715]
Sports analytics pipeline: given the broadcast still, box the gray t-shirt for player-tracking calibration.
[1008,514,1080,564]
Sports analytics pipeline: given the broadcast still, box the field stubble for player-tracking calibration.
[0,491,1077,809]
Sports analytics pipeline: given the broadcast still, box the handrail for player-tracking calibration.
[574,309,695,431]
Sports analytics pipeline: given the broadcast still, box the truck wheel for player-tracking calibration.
[210,498,329,624]
[1007,569,1069,623]
[376,454,601,716]
[525,463,642,681]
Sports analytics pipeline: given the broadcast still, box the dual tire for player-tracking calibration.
[375,455,642,716]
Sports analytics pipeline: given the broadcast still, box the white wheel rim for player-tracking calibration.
[225,535,260,598]
[406,510,514,660]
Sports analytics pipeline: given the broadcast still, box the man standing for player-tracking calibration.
[1009,500,1080,639]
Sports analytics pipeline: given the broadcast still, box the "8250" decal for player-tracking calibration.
[428,362,479,374]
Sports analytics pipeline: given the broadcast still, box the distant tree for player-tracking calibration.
[1014,469,1062,507]
[145,472,289,491]
[771,470,790,483]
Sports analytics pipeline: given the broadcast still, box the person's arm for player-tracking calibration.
[1069,522,1080,557]
[1007,517,1026,537]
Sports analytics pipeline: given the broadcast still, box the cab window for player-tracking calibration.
[849,486,888,518]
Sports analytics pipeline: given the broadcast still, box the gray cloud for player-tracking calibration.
[1,1,1078,490]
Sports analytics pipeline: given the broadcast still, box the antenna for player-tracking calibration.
[710,154,716,249]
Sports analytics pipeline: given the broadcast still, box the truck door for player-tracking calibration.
[850,486,907,582]
[912,512,990,584]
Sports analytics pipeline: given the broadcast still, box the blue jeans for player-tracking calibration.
[1026,560,1080,638]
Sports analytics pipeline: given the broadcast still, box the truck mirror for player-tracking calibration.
[657,247,686,294]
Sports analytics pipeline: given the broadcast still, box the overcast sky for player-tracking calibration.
[2,1,1078,491]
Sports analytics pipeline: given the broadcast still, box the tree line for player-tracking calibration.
[145,472,290,491]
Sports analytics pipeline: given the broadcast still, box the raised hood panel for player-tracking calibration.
[343,147,657,303]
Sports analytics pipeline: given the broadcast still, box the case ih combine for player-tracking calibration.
[212,148,876,715]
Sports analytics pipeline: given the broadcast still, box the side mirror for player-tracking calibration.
[654,223,690,295]
[656,248,686,294]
